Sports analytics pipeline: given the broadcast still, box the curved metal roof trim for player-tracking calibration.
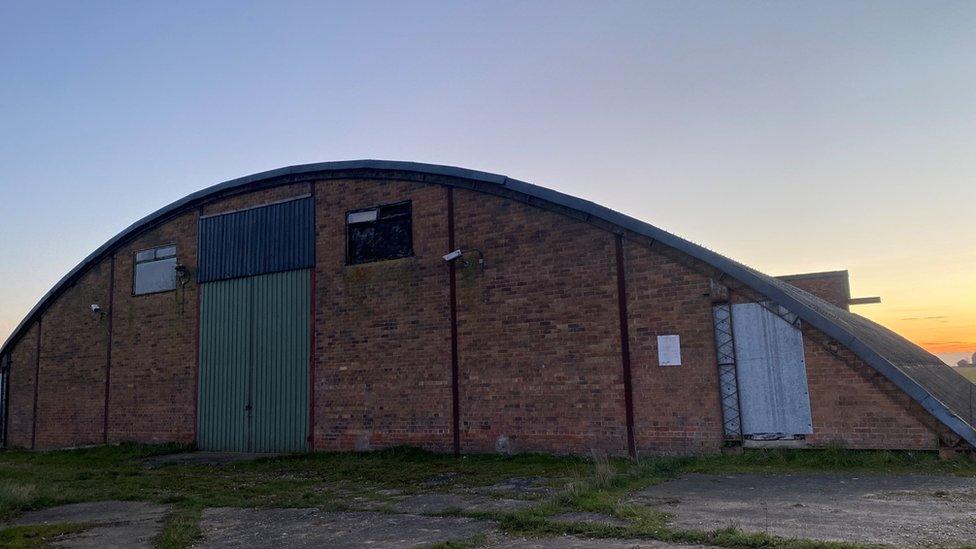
[2,159,973,447]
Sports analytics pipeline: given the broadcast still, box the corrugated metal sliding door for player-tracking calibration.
[250,270,309,453]
[198,278,252,452]
[197,197,313,453]
[731,303,813,437]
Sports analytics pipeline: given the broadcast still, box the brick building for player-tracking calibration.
[1,160,973,455]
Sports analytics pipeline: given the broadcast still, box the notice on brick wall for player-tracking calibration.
[657,335,681,366]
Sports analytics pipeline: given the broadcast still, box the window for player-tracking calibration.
[134,245,177,295]
[346,201,413,265]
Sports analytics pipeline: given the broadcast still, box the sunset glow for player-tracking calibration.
[1,2,974,368]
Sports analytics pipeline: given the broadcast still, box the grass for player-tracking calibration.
[154,503,203,549]
[0,443,973,548]
[0,522,93,548]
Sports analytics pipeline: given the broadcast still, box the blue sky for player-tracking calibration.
[1,1,974,361]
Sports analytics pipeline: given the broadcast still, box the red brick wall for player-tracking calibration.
[803,332,940,449]
[312,179,453,452]
[199,183,310,216]
[108,211,199,444]
[624,240,725,454]
[453,189,626,455]
[0,174,956,453]
[777,271,850,310]
[6,323,39,448]
[34,260,111,449]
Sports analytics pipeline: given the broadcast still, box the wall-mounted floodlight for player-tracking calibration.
[442,249,463,262]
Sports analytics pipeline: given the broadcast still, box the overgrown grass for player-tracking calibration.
[684,445,975,475]
[154,503,203,549]
[0,443,973,548]
[0,522,93,548]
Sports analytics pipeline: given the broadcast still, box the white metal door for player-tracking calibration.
[731,303,813,436]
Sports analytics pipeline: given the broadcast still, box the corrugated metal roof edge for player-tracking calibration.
[2,159,973,448]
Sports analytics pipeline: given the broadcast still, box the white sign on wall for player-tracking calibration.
[657,335,681,366]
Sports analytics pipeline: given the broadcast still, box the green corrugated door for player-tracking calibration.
[251,270,309,453]
[197,270,309,452]
[198,277,252,452]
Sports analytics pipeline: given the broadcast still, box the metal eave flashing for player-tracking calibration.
[3,159,974,450]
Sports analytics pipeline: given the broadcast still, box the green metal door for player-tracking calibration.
[197,270,310,452]
[250,271,309,453]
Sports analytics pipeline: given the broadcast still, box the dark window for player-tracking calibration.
[134,245,177,295]
[346,201,413,265]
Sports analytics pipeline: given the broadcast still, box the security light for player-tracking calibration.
[442,249,463,262]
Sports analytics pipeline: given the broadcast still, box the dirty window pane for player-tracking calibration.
[347,210,378,224]
[135,249,156,262]
[347,202,413,265]
[135,257,177,295]
[134,245,178,295]
[155,246,177,259]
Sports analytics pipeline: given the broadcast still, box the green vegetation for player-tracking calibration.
[0,522,93,548]
[154,503,203,549]
[0,443,973,548]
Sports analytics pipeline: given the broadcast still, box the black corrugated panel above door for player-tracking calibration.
[197,196,315,283]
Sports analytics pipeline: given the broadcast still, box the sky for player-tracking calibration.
[1,1,974,364]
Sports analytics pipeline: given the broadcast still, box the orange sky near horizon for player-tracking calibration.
[1,2,974,371]
[837,251,976,361]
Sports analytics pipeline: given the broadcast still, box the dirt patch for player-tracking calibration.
[633,473,976,546]
[197,508,495,548]
[11,501,170,548]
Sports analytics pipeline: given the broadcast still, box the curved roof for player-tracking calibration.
[3,159,974,447]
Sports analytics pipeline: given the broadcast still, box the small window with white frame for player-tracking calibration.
[134,245,177,295]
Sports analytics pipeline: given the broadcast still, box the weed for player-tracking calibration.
[154,503,203,549]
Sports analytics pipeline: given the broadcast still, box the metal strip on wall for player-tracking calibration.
[447,188,461,456]
[102,254,115,444]
[615,235,637,458]
[0,354,9,448]
[712,302,742,439]
[31,318,41,450]
[198,197,314,283]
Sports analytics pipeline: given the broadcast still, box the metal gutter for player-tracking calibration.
[2,159,973,448]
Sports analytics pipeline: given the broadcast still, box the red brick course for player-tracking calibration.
[777,271,850,310]
[107,211,199,444]
[34,260,111,449]
[6,323,39,448]
[0,174,953,453]
[453,189,626,455]
[803,333,940,449]
[313,179,453,452]
[623,240,726,454]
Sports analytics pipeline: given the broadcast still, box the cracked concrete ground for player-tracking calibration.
[197,508,495,548]
[196,508,700,549]
[8,473,976,547]
[486,537,707,548]
[633,473,976,546]
[11,501,171,548]
[393,492,537,514]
